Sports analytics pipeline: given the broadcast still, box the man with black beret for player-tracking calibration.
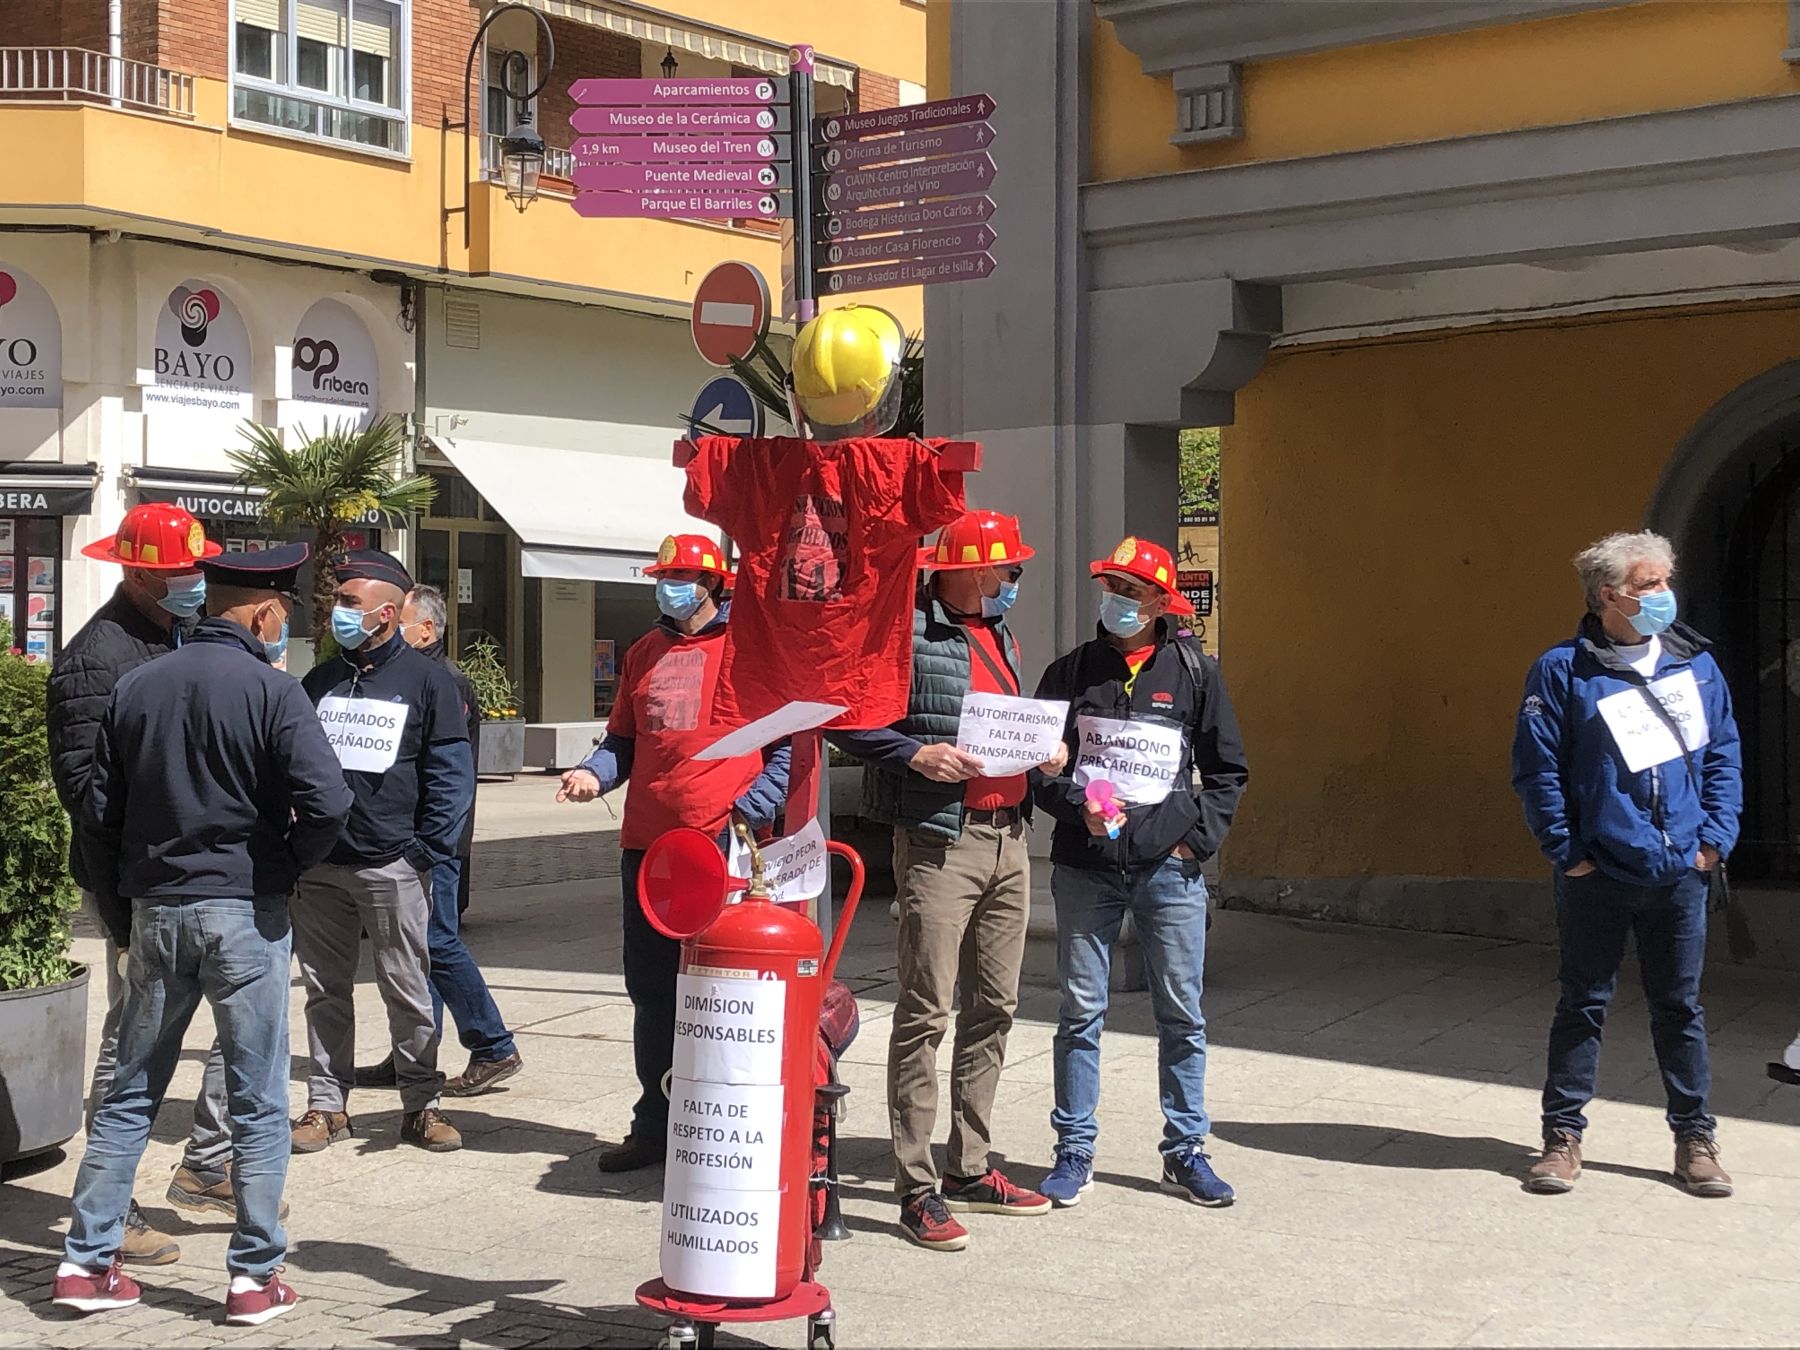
[291,549,475,1155]
[55,543,351,1325]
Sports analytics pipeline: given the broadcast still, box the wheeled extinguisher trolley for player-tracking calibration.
[633,824,864,1350]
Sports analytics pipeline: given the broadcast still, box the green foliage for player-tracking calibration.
[1179,427,1221,512]
[689,332,926,440]
[460,635,521,721]
[0,615,79,991]
[229,416,436,639]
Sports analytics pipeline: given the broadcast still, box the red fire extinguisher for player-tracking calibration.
[635,823,863,1325]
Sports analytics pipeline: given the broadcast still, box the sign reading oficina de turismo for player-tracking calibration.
[287,298,379,428]
[147,281,253,416]
[0,265,63,409]
[662,971,786,1299]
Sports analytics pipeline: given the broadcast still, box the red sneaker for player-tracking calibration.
[224,1271,300,1326]
[898,1190,970,1251]
[52,1258,142,1313]
[943,1167,1052,1216]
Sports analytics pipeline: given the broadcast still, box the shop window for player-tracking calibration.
[0,517,63,665]
[231,0,408,155]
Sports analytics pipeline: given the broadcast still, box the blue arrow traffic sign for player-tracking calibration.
[688,374,764,437]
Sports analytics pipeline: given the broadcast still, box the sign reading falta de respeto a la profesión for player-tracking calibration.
[0,264,63,409]
[148,280,253,416]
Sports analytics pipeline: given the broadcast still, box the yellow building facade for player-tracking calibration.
[929,0,1800,956]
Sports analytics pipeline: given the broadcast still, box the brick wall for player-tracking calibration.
[536,23,638,150]
[856,68,898,113]
[0,0,109,51]
[410,0,480,128]
[153,0,226,79]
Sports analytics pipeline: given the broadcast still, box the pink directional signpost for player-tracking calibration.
[567,52,998,311]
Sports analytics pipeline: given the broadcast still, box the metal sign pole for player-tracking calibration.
[788,44,818,324]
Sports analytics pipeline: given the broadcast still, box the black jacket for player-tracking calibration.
[46,586,187,890]
[301,632,474,871]
[1033,621,1249,871]
[78,618,354,945]
[420,638,479,860]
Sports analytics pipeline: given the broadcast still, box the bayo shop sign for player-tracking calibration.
[147,281,253,416]
[0,265,63,410]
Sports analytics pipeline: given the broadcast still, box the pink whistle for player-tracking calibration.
[1084,780,1123,838]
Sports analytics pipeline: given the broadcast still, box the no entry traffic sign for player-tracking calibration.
[691,262,772,368]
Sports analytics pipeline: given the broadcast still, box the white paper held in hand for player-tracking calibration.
[954,691,1070,776]
[694,701,849,760]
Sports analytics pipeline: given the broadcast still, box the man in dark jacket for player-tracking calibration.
[54,543,352,1325]
[353,584,521,1097]
[830,510,1061,1250]
[1032,535,1249,1210]
[46,503,225,1265]
[291,550,474,1156]
[1512,530,1743,1197]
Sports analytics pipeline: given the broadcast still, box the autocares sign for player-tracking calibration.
[0,265,62,409]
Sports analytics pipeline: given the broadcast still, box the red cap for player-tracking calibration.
[1089,535,1194,616]
[918,509,1035,571]
[81,503,221,570]
[644,532,733,582]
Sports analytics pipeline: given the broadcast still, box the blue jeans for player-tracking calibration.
[66,897,292,1278]
[1542,867,1715,1138]
[428,857,516,1062]
[1051,857,1211,1158]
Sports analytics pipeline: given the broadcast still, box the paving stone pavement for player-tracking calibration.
[5,781,1800,1346]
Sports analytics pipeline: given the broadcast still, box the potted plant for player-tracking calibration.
[460,634,526,777]
[0,615,88,1164]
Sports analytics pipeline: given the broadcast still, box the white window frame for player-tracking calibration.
[228,0,413,160]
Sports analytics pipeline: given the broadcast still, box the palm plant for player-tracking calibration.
[229,417,435,639]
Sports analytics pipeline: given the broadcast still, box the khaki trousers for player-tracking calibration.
[888,818,1030,1195]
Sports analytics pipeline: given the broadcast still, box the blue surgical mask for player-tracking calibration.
[981,580,1020,619]
[156,573,207,618]
[656,580,704,620]
[331,604,375,650]
[1099,590,1146,638]
[1626,588,1677,637]
[262,617,289,665]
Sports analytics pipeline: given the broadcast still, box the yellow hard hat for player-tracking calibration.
[790,304,905,439]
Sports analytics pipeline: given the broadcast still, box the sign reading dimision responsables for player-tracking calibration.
[147,281,253,417]
[285,298,380,431]
[0,265,63,409]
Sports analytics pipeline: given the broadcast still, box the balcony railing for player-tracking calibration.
[0,47,195,119]
[484,132,574,184]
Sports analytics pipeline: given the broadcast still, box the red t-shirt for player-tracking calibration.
[963,621,1027,811]
[610,623,764,851]
[684,436,966,730]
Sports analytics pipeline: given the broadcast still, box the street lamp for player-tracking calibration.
[444,2,557,249]
[661,47,679,78]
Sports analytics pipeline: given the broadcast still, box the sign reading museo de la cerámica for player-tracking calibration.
[0,265,63,410]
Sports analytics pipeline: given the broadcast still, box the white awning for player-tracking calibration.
[518,0,857,88]
[429,436,710,586]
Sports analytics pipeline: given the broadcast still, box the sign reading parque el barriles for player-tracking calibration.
[0,264,63,410]
[148,280,253,416]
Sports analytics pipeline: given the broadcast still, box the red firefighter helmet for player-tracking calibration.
[81,503,221,570]
[644,532,733,583]
[1089,535,1194,616]
[918,509,1035,571]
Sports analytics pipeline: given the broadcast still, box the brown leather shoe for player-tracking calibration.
[401,1108,463,1153]
[1675,1133,1734,1197]
[1526,1130,1581,1193]
[445,1051,523,1098]
[291,1110,352,1154]
[166,1164,290,1220]
[120,1200,179,1266]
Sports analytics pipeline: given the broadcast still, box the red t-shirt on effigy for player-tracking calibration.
[609,622,764,850]
[683,436,966,730]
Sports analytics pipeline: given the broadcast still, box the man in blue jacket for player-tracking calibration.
[292,550,474,1156]
[1512,530,1743,1197]
[55,543,351,1325]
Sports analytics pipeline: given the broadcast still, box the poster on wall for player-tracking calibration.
[26,593,52,629]
[26,556,54,590]
[24,631,48,662]
[0,594,12,627]
[286,298,379,431]
[0,265,63,409]
[0,559,12,589]
[593,639,615,684]
[145,281,253,418]
[0,519,14,552]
